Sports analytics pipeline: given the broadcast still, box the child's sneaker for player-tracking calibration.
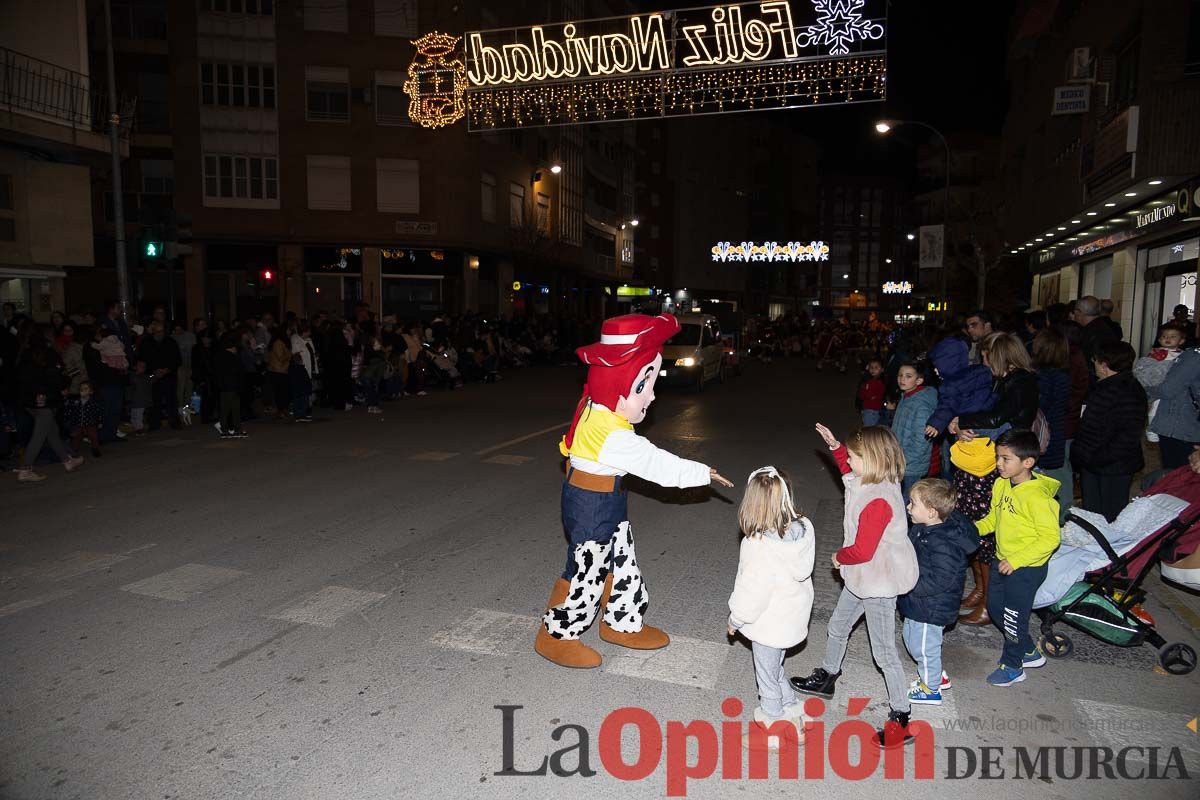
[873,709,914,749]
[213,422,224,435]
[910,671,952,691]
[907,681,942,706]
[743,707,803,751]
[986,665,1026,686]
[1021,648,1046,669]
[789,667,839,698]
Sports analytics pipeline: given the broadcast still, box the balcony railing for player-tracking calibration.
[1,46,110,133]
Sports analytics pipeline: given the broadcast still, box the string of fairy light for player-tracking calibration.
[463,56,885,130]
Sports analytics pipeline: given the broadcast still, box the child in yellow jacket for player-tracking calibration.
[975,430,1061,687]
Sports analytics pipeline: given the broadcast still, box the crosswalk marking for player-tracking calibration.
[1074,699,1200,760]
[268,586,387,627]
[603,634,729,690]
[431,608,537,655]
[409,451,460,462]
[0,590,74,618]
[41,551,130,581]
[120,563,248,601]
[482,454,534,465]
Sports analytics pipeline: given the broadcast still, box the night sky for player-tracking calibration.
[641,0,1015,173]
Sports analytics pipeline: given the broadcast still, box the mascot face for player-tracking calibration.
[614,354,662,425]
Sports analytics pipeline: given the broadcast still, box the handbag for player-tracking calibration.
[1031,408,1051,454]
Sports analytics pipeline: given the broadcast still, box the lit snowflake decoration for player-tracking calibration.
[796,0,885,56]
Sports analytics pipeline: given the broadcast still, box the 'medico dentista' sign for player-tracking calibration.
[451,0,887,130]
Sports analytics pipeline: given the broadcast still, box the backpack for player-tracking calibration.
[1031,408,1051,454]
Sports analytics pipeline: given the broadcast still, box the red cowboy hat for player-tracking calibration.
[575,313,680,367]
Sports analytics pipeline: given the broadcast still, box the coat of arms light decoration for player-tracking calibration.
[711,241,830,262]
[404,0,886,130]
[404,32,468,128]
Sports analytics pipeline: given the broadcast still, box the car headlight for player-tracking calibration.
[675,357,696,367]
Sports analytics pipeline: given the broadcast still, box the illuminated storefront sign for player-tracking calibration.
[882,280,912,294]
[407,0,887,129]
[711,240,830,262]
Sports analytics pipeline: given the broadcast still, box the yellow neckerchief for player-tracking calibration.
[559,403,633,460]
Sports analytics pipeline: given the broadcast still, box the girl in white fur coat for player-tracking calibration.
[727,467,815,749]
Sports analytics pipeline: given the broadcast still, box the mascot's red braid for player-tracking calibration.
[535,313,733,669]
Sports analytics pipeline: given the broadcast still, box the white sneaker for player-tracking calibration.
[213,422,224,435]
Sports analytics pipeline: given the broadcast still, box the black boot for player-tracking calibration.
[874,709,914,749]
[789,667,839,698]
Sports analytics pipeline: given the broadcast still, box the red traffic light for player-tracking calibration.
[261,268,274,283]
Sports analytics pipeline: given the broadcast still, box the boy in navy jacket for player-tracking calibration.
[898,478,979,705]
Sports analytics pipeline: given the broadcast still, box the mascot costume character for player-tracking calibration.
[535,313,733,668]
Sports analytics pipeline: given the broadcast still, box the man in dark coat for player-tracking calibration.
[137,321,182,430]
[1071,341,1148,522]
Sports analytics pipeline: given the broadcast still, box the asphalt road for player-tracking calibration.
[2,358,1198,800]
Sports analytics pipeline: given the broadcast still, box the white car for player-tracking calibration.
[658,313,726,390]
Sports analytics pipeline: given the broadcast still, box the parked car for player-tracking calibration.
[659,313,726,390]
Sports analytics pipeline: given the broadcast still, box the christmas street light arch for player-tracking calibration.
[405,0,887,130]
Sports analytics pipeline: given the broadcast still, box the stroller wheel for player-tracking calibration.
[1040,632,1073,659]
[1157,642,1197,675]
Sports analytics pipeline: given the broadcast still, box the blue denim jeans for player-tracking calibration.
[861,409,882,426]
[902,619,944,689]
[560,474,627,579]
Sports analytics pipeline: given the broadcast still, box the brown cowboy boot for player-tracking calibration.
[959,563,991,625]
[597,574,670,650]
[960,561,985,610]
[534,578,602,668]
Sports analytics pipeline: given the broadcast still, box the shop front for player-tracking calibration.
[0,267,64,322]
[1029,177,1200,351]
[304,246,363,320]
[381,247,452,321]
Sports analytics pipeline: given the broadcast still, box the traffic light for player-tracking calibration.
[260,268,275,286]
[144,237,162,258]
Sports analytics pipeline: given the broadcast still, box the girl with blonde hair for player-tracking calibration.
[792,424,919,748]
[727,467,815,749]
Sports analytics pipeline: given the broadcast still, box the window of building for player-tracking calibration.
[304,0,347,32]
[141,160,174,195]
[509,182,525,228]
[481,172,496,223]
[376,158,419,213]
[200,62,276,109]
[650,224,659,240]
[306,67,349,121]
[650,191,660,208]
[0,175,13,240]
[1113,36,1140,110]
[374,0,418,36]
[536,192,551,235]
[307,156,352,210]
[0,218,15,241]
[374,71,410,125]
[0,174,12,209]
[203,154,277,201]
[206,0,274,14]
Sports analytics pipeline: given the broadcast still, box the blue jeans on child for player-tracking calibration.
[861,409,881,426]
[901,619,944,689]
[986,559,1048,668]
[752,642,797,718]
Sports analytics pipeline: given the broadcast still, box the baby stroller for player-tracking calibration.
[1036,497,1200,675]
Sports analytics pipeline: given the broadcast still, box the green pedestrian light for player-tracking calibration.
[145,241,161,258]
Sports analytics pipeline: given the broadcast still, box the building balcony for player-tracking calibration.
[0,46,130,159]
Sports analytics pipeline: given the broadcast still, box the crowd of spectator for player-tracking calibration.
[0,300,603,482]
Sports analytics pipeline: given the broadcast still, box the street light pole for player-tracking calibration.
[102,0,131,323]
[876,120,952,319]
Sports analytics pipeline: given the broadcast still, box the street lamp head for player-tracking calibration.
[629,218,639,226]
[875,121,893,134]
[550,164,562,174]
[906,233,915,241]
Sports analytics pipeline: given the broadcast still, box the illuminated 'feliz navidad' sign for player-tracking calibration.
[711,240,830,262]
[406,0,888,129]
